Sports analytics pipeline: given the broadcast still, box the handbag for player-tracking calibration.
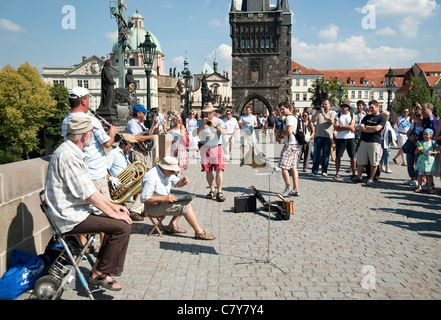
[402,126,416,154]
[0,250,46,300]
[184,131,190,147]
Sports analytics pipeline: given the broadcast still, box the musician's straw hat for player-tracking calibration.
[159,156,181,172]
[202,102,216,113]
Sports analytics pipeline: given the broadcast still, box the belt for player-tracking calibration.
[398,132,407,134]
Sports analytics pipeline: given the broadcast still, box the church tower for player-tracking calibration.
[229,0,292,114]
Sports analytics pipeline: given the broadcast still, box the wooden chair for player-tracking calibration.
[146,214,166,237]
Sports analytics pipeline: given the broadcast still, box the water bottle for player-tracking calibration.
[417,141,423,154]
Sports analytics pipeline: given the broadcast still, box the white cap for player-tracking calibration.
[69,87,90,99]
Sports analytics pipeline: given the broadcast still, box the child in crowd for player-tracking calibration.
[414,129,440,193]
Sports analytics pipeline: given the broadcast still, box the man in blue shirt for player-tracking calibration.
[238,106,258,161]
[105,134,144,221]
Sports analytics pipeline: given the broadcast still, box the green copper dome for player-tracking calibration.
[112,25,162,54]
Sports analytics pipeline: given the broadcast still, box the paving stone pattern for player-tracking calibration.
[21,145,441,300]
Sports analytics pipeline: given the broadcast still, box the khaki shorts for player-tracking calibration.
[357,141,382,166]
[144,197,193,217]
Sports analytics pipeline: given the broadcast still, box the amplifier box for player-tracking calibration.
[234,195,256,213]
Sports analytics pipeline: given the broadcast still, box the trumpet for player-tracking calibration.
[206,120,213,127]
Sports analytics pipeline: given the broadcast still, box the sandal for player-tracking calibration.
[165,226,187,234]
[195,230,216,240]
[206,191,215,199]
[414,188,422,193]
[89,273,122,291]
[216,192,226,202]
[333,174,340,180]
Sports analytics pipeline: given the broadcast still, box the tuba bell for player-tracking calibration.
[109,161,147,204]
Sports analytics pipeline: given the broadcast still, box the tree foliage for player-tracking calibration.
[308,77,348,107]
[394,75,441,116]
[0,63,56,163]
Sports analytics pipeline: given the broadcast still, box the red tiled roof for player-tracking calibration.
[415,63,441,73]
[318,68,408,88]
[291,61,322,75]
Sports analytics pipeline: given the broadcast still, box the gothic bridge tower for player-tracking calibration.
[230,0,292,114]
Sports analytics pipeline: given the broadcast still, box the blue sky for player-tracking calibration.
[0,0,440,76]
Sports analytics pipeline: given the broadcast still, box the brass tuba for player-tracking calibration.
[109,161,147,204]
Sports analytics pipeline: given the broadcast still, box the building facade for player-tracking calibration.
[190,58,232,113]
[229,0,292,115]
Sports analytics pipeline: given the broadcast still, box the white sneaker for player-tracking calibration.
[386,169,392,174]
[281,188,293,198]
[322,172,328,177]
[410,180,418,187]
[404,180,412,185]
[366,180,374,185]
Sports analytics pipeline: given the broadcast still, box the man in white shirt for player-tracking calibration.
[223,110,239,161]
[333,101,356,180]
[61,87,116,199]
[140,156,216,240]
[277,102,301,197]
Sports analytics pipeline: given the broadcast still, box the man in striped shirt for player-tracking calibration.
[45,116,132,291]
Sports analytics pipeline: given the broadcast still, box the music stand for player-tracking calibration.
[235,147,286,274]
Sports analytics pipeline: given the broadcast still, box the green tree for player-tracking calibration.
[42,83,70,154]
[0,63,56,163]
[394,75,441,116]
[308,77,348,107]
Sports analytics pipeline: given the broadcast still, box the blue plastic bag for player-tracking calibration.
[0,250,46,300]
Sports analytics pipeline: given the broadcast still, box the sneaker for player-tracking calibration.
[366,180,374,185]
[322,172,328,177]
[404,180,413,185]
[410,180,418,187]
[291,191,300,197]
[281,188,293,197]
[386,169,392,174]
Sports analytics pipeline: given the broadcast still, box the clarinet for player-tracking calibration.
[89,108,154,151]
[88,108,124,141]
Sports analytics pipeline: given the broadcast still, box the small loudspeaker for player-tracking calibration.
[234,195,256,213]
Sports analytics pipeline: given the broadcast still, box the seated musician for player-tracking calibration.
[44,116,132,291]
[125,104,156,168]
[140,156,216,240]
[105,133,144,221]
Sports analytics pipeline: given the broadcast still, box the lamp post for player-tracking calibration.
[384,67,396,113]
[139,32,157,129]
[182,55,193,120]
[337,84,344,106]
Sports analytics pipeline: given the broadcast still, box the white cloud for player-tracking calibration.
[208,43,232,74]
[398,17,421,38]
[104,31,118,43]
[365,0,438,18]
[209,19,223,28]
[319,24,339,41]
[292,36,419,69]
[170,56,185,66]
[376,27,397,36]
[0,18,25,32]
[356,0,438,38]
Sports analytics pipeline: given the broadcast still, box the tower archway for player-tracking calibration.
[234,94,273,116]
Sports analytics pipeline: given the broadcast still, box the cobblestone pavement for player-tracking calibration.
[21,142,441,301]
